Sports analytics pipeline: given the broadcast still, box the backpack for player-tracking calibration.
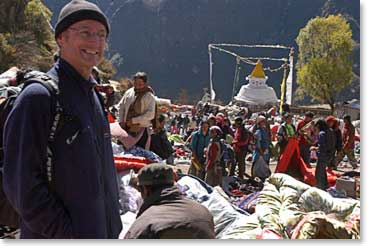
[219,139,234,166]
[0,71,64,228]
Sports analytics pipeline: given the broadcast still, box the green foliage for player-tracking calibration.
[296,15,353,112]
[98,58,117,81]
[0,33,17,72]
[0,0,56,73]
[24,0,53,46]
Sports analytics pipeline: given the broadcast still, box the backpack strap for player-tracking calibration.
[93,87,108,119]
[22,72,62,183]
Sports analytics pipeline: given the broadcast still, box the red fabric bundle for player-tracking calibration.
[114,155,154,172]
[275,138,338,187]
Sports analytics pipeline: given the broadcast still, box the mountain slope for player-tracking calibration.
[43,0,359,103]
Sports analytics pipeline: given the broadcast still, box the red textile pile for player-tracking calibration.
[114,156,153,172]
[275,138,338,187]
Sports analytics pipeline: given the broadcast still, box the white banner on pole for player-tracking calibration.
[209,46,216,101]
[285,55,293,105]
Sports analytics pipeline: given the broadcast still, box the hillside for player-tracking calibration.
[43,0,360,104]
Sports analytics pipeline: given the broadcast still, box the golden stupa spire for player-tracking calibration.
[250,60,266,78]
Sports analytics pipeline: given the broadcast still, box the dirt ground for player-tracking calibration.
[171,154,360,177]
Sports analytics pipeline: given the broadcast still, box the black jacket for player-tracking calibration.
[150,128,173,159]
[3,59,122,238]
[124,186,215,239]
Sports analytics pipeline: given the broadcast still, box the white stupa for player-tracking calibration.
[234,60,278,106]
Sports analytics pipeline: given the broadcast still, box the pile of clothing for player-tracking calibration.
[116,172,360,239]
[220,173,360,239]
[112,142,163,172]
[221,176,264,197]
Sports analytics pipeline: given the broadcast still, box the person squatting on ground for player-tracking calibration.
[117,72,156,149]
[297,111,314,166]
[231,117,249,179]
[189,121,210,180]
[205,126,223,186]
[124,164,215,239]
[335,115,358,169]
[3,0,122,238]
[150,114,174,162]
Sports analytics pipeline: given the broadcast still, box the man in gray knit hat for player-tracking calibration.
[3,0,122,238]
[125,163,215,239]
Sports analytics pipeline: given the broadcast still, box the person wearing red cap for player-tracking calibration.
[3,0,122,238]
[335,115,358,169]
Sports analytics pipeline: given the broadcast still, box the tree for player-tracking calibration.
[176,88,190,105]
[0,33,17,72]
[24,0,53,46]
[0,0,56,72]
[296,14,354,113]
[98,57,117,82]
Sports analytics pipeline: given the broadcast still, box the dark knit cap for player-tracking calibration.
[137,163,174,186]
[55,0,110,39]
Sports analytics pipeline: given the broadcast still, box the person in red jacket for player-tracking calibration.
[296,112,314,166]
[231,117,249,179]
[205,126,223,186]
[336,115,358,169]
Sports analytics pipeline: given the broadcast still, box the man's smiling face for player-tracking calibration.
[57,19,107,77]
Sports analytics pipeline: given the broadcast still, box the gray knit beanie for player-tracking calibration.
[55,0,110,39]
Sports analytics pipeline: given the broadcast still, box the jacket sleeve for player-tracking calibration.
[238,127,249,147]
[346,127,355,148]
[277,125,286,141]
[190,132,198,156]
[296,121,304,133]
[3,84,73,238]
[117,94,127,123]
[206,143,219,170]
[161,131,174,155]
[255,129,262,150]
[318,132,327,154]
[131,93,156,125]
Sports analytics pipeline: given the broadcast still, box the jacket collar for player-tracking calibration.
[199,129,209,137]
[137,186,182,218]
[56,58,97,93]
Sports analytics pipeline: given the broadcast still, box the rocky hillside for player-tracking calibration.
[43,0,359,104]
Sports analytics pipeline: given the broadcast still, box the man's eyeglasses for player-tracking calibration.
[68,27,107,41]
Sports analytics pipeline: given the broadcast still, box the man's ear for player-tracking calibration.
[144,186,152,196]
[56,31,68,48]
[56,36,62,48]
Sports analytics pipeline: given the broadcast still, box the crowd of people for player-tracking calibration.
[0,0,359,240]
[150,108,359,192]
